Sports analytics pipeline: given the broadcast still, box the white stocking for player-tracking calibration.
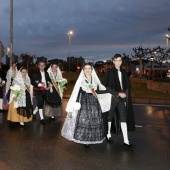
[20,122,24,126]
[33,106,38,115]
[107,122,112,138]
[121,122,129,144]
[39,109,44,120]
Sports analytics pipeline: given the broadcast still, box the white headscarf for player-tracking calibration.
[47,65,62,81]
[9,68,33,108]
[66,67,111,113]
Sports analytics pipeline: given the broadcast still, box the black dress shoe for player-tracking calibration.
[50,117,55,121]
[84,144,90,147]
[123,143,135,148]
[40,119,46,125]
[106,137,113,144]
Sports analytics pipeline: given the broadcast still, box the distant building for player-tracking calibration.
[67,56,85,71]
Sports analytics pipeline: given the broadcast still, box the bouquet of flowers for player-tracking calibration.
[58,78,67,93]
[10,84,22,100]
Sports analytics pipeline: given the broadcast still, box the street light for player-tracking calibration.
[68,30,74,72]
[150,56,154,80]
[7,43,13,65]
[165,34,170,50]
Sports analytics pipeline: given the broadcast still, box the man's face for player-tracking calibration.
[113,57,122,68]
[38,62,46,71]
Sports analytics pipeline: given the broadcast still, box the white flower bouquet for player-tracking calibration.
[58,78,67,93]
[10,84,22,99]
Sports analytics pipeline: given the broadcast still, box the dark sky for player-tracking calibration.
[0,0,170,61]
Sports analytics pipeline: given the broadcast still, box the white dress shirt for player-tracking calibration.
[40,71,47,88]
[118,70,123,90]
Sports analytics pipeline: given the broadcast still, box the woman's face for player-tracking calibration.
[51,64,58,72]
[21,69,27,78]
[12,64,17,70]
[84,65,92,76]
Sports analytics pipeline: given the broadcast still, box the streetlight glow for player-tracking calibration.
[165,34,170,39]
[68,30,73,35]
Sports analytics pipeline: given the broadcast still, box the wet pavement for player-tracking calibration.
[0,100,170,170]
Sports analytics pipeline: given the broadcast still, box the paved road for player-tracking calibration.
[0,100,170,170]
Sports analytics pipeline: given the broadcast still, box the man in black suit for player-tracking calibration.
[31,61,51,124]
[0,63,6,112]
[104,54,135,148]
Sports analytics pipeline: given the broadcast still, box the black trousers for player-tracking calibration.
[108,96,126,122]
[34,90,47,109]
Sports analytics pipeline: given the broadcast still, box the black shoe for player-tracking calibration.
[85,144,90,147]
[123,143,135,148]
[106,137,113,144]
[50,117,55,121]
[40,119,46,125]
[9,122,19,127]
[33,114,36,120]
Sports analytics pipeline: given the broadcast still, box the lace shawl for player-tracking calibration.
[47,65,63,98]
[9,70,33,108]
[66,69,111,113]
[5,67,18,94]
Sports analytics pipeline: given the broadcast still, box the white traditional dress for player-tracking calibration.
[61,68,111,144]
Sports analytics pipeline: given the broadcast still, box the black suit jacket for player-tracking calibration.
[0,69,6,82]
[104,67,130,95]
[31,70,51,88]
[0,69,6,97]
[103,67,135,132]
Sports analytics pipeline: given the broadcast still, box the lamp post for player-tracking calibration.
[68,30,73,72]
[165,34,170,51]
[150,56,154,80]
[9,0,13,65]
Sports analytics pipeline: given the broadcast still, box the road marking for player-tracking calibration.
[135,125,142,127]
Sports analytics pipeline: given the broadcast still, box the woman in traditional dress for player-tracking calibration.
[7,67,33,127]
[0,63,6,111]
[44,63,65,120]
[61,63,111,147]
[5,62,18,104]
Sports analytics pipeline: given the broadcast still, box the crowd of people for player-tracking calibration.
[0,53,135,148]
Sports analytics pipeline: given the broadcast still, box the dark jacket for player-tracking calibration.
[31,70,51,88]
[0,69,6,97]
[104,67,135,132]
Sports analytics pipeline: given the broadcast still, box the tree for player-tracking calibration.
[168,26,170,32]
[0,41,5,63]
[19,53,34,71]
[132,46,150,77]
[150,46,170,72]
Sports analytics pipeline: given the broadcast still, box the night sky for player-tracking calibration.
[0,0,170,61]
